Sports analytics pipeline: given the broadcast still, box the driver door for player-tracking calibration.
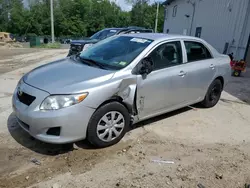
[136,40,189,120]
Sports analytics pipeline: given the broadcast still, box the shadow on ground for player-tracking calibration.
[8,106,193,155]
[131,106,192,130]
[224,70,250,105]
[7,113,96,155]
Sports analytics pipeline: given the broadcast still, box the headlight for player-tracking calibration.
[17,77,24,87]
[40,93,88,110]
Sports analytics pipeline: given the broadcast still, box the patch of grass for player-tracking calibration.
[38,42,61,49]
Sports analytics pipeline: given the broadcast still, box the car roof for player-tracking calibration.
[121,33,201,41]
[104,28,125,30]
[120,33,221,57]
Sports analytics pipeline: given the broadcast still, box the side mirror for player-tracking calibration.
[137,57,154,75]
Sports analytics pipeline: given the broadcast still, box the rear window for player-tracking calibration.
[90,29,119,40]
[184,41,212,62]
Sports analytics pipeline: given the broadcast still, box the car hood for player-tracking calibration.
[23,58,115,94]
[71,39,99,45]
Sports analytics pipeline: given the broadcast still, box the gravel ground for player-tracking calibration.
[0,49,250,188]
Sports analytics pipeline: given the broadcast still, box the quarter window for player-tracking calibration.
[148,41,183,70]
[184,41,212,62]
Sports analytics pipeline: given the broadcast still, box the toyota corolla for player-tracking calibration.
[12,33,231,147]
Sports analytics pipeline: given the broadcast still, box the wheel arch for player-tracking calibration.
[95,96,133,115]
[215,76,224,89]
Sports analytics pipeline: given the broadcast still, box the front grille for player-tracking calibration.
[17,92,36,106]
[70,44,83,53]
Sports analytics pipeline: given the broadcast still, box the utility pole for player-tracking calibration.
[154,2,159,33]
[50,0,55,43]
[188,0,196,36]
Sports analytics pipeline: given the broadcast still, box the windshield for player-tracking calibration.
[80,36,153,70]
[90,29,119,40]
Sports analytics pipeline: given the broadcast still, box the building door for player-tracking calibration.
[195,27,202,38]
[245,34,250,67]
[246,45,250,66]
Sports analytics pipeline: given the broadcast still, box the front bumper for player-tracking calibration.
[12,82,95,144]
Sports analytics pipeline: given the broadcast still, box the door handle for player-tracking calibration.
[178,71,186,77]
[210,64,215,69]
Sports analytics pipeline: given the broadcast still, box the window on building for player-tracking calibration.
[164,9,168,20]
[195,27,202,38]
[148,41,183,70]
[172,5,177,17]
[223,42,229,54]
[184,41,212,62]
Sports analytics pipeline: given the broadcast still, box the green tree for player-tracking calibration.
[5,0,29,34]
[0,0,8,31]
[129,0,164,32]
[0,0,165,37]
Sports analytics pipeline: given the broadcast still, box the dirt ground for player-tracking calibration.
[0,48,67,74]
[0,49,250,188]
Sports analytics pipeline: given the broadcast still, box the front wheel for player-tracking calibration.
[201,79,222,108]
[87,102,130,148]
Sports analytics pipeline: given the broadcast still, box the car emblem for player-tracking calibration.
[17,87,23,96]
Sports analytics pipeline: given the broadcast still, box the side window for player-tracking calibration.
[148,41,183,70]
[184,41,212,62]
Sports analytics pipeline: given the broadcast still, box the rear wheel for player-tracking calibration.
[233,70,241,77]
[87,102,130,148]
[201,79,222,108]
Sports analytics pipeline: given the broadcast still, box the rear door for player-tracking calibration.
[182,40,217,102]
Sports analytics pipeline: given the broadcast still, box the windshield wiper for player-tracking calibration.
[78,56,106,69]
[81,58,105,69]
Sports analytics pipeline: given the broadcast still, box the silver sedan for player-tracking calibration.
[12,33,231,147]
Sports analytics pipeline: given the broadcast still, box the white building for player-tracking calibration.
[163,0,250,62]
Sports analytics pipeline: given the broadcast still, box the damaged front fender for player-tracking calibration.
[82,73,138,116]
[116,78,137,115]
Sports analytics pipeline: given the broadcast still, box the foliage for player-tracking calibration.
[130,0,164,32]
[0,0,165,38]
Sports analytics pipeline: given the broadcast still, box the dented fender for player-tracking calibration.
[116,78,137,114]
[82,73,138,115]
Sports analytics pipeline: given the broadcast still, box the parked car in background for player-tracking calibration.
[67,27,154,56]
[15,36,26,42]
[12,33,231,148]
[60,38,72,44]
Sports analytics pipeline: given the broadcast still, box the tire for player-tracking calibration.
[87,102,130,148]
[201,79,223,108]
[233,70,241,77]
